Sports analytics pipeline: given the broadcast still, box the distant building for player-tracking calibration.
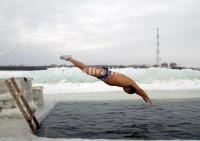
[170,63,177,68]
[153,64,159,67]
[140,64,149,68]
[161,62,168,68]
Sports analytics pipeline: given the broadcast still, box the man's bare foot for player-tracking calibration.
[60,55,72,61]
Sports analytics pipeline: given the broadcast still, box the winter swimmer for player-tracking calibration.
[60,55,152,105]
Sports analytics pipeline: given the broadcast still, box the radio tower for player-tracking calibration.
[156,27,160,66]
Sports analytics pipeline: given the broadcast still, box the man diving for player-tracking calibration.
[60,55,152,105]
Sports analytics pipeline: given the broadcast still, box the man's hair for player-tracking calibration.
[128,86,136,94]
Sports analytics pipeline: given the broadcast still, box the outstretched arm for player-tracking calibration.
[131,81,152,105]
[136,88,152,105]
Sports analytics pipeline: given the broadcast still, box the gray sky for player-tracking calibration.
[0,0,200,67]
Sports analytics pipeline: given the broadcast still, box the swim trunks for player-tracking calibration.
[97,67,111,81]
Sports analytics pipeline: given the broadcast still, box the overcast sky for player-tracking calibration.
[0,0,199,67]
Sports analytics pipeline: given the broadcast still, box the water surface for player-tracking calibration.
[38,99,200,140]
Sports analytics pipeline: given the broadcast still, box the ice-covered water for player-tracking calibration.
[0,67,200,94]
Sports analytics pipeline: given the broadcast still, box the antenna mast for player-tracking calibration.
[156,27,160,66]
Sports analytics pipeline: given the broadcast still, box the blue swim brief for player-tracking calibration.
[97,67,111,81]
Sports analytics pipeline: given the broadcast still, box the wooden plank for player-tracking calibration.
[33,116,40,130]
[16,92,22,99]
[11,78,33,114]
[10,78,40,129]
[6,78,39,134]
[5,78,40,134]
[5,80,30,120]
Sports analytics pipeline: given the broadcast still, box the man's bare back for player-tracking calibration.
[104,72,135,87]
[60,55,152,105]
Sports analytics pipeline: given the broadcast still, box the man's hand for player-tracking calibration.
[136,88,153,105]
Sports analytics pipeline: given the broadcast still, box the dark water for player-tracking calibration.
[38,99,200,140]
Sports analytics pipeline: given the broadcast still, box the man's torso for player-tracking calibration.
[104,72,133,87]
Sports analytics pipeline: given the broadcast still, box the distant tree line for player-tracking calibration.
[0,64,151,71]
[0,64,199,71]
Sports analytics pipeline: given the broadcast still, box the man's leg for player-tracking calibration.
[69,57,88,70]
[60,55,104,77]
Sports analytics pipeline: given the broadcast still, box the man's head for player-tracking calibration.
[123,86,136,94]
